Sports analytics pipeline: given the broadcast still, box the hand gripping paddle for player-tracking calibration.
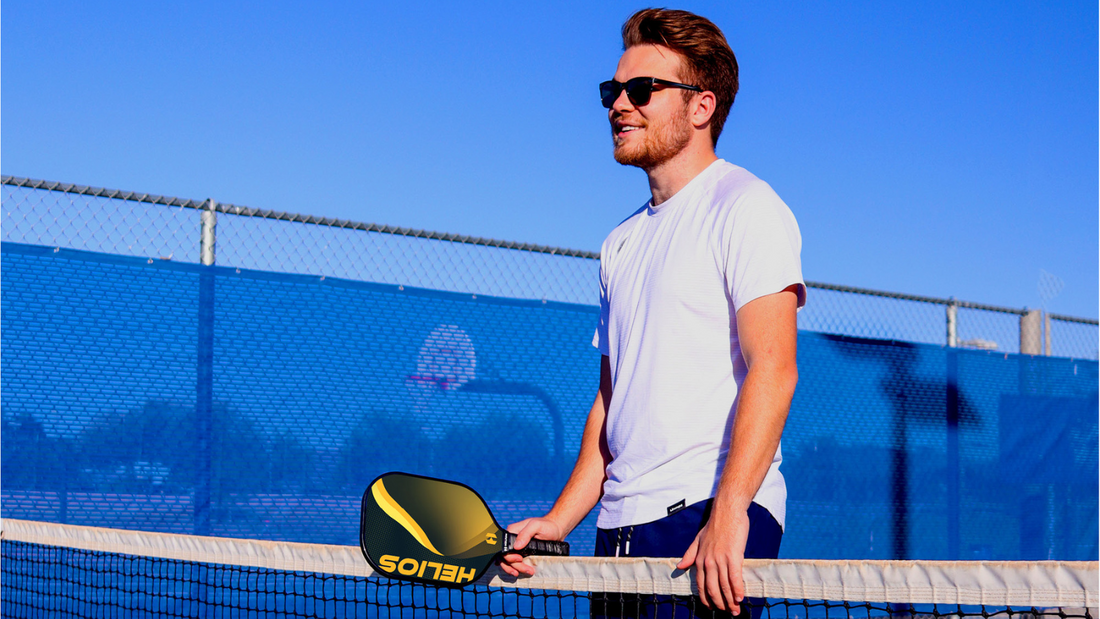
[360,472,569,587]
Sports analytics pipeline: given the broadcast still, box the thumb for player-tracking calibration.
[676,538,699,570]
[514,524,537,550]
[506,518,532,534]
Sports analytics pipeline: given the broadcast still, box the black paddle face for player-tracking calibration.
[360,472,505,587]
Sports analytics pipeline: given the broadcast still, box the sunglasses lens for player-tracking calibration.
[600,81,621,108]
[600,78,658,108]
[625,80,653,107]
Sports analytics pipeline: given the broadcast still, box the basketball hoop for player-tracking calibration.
[406,325,476,394]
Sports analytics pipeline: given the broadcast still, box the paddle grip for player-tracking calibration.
[503,531,570,556]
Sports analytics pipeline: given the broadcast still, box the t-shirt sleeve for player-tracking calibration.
[720,181,806,313]
[592,255,611,355]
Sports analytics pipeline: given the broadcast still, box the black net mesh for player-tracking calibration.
[3,540,1092,619]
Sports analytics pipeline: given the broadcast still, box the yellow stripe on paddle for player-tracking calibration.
[372,479,443,556]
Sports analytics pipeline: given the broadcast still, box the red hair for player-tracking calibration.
[622,9,739,145]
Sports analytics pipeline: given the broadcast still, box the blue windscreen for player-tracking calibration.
[2,242,1096,560]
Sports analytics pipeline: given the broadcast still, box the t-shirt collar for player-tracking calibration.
[647,159,726,216]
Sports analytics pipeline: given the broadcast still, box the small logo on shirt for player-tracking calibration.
[667,499,686,516]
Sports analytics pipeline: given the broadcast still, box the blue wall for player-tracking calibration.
[2,242,1096,559]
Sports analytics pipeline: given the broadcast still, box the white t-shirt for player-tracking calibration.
[592,159,805,530]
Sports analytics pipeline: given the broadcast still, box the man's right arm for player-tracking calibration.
[498,355,613,577]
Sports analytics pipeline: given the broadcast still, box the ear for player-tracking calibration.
[690,90,717,130]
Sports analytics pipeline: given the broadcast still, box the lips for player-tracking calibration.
[613,122,643,139]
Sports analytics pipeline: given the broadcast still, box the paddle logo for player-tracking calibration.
[360,472,506,587]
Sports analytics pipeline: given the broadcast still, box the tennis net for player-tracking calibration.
[3,519,1096,618]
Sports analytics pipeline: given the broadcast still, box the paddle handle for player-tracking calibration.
[503,531,570,556]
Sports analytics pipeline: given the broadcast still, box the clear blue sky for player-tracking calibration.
[3,1,1097,318]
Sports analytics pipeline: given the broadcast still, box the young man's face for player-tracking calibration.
[609,45,695,170]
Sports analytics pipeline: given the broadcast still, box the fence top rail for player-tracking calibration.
[1048,313,1100,326]
[0,175,600,260]
[5,174,1096,323]
[804,281,1028,315]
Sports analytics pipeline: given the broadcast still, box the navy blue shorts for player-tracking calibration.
[592,501,782,619]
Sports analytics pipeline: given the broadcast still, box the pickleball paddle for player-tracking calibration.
[360,472,569,587]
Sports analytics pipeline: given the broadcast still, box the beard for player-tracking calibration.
[612,105,693,170]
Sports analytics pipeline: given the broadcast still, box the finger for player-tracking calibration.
[732,560,746,613]
[718,561,736,615]
[677,539,699,571]
[515,557,537,576]
[707,558,729,612]
[695,558,709,609]
[500,554,537,576]
[499,554,522,577]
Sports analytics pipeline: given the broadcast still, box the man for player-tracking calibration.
[500,8,804,617]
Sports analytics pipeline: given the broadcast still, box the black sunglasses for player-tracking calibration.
[599,77,703,109]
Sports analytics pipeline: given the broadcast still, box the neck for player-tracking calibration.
[645,144,719,206]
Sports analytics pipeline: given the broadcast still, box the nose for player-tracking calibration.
[610,87,634,114]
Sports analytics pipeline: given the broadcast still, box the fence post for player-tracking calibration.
[1020,309,1042,355]
[201,204,217,267]
[1043,312,1051,356]
[946,300,958,348]
[945,294,961,558]
[195,200,217,538]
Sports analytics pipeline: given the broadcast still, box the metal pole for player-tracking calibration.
[195,200,217,538]
[200,202,217,266]
[946,300,958,348]
[1043,312,1051,356]
[1020,309,1042,355]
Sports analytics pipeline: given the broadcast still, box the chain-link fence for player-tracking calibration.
[4,175,1096,358]
[3,175,1097,560]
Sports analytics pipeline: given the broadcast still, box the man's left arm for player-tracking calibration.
[676,284,800,613]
